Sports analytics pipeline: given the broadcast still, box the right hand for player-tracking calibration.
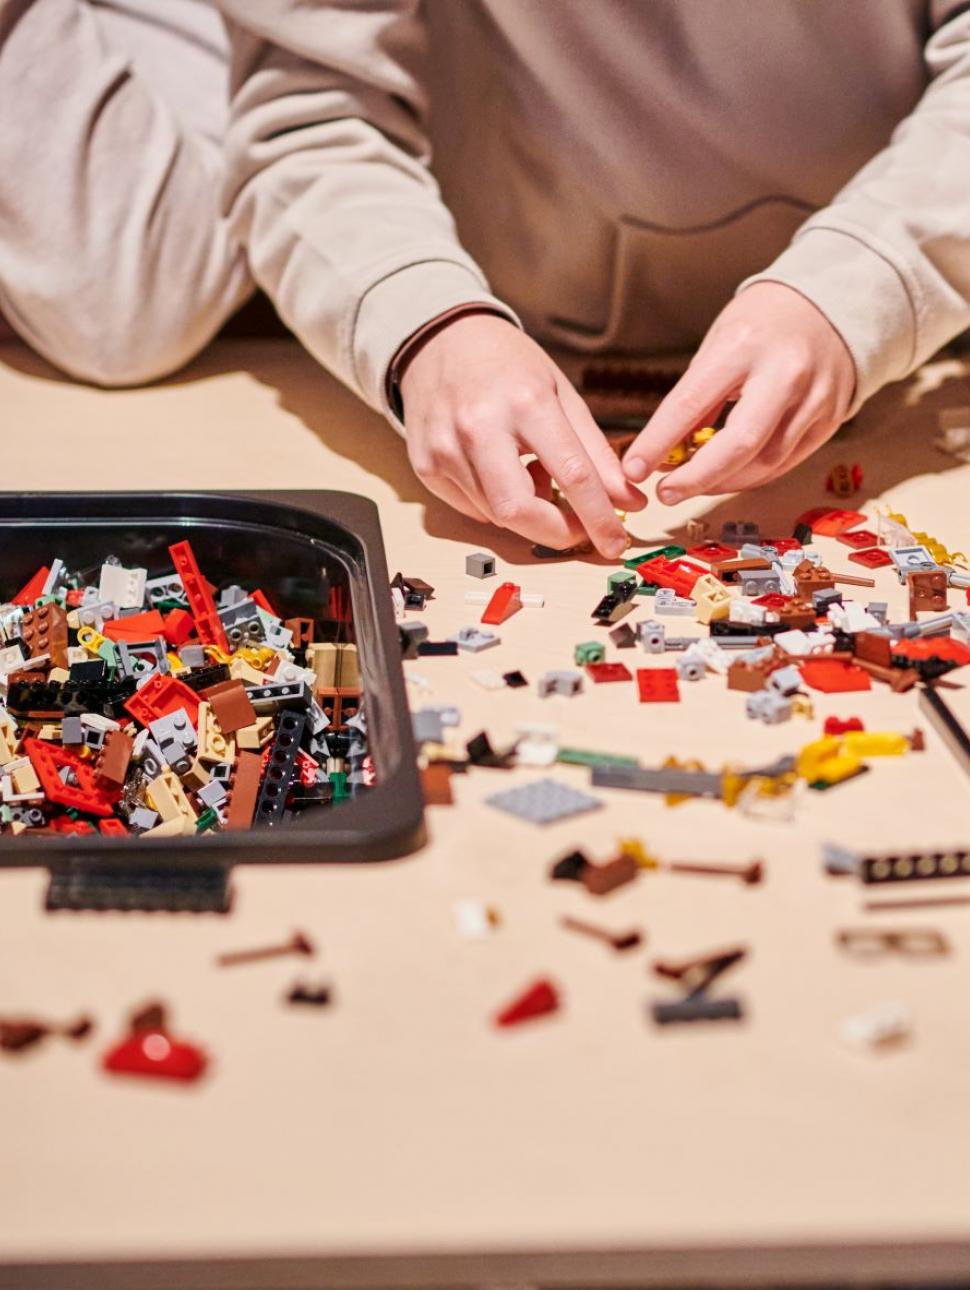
[398,313,646,558]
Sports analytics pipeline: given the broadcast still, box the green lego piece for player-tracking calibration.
[607,569,637,592]
[623,544,686,569]
[557,747,640,769]
[574,640,606,665]
[195,807,219,832]
[330,771,350,801]
[635,583,659,595]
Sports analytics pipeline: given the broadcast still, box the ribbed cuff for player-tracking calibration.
[352,260,521,431]
[737,226,918,418]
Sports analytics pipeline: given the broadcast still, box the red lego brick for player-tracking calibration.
[123,673,201,728]
[799,659,872,693]
[636,556,707,597]
[102,610,166,642]
[11,566,49,606]
[103,1027,207,1082]
[586,662,633,683]
[98,818,129,836]
[168,540,229,651]
[162,608,195,648]
[24,738,118,817]
[836,528,879,550]
[636,668,681,702]
[494,978,560,1028]
[686,541,736,564]
[250,588,280,618]
[762,537,802,554]
[848,547,893,569]
[892,639,970,667]
[824,715,865,735]
[795,507,867,536]
[481,581,522,625]
[752,593,791,610]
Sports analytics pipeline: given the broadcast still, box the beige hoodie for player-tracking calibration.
[218,0,970,422]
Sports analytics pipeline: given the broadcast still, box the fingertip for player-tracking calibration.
[624,455,649,483]
[656,482,682,506]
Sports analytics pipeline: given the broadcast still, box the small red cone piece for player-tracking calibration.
[495,977,560,1028]
[481,581,522,625]
[103,1028,208,1083]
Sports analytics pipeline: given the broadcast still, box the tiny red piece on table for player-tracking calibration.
[495,978,560,1028]
[848,547,893,569]
[752,593,791,610]
[824,715,865,735]
[481,581,522,625]
[636,668,681,702]
[586,662,633,683]
[799,659,872,693]
[795,507,868,536]
[103,1028,208,1082]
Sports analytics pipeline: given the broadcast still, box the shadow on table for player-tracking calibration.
[3,338,968,567]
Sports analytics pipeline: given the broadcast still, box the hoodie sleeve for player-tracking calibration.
[739,3,970,416]
[217,0,519,424]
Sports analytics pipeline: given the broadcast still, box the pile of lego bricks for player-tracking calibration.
[0,541,368,838]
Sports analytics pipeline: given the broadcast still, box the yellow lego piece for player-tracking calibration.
[662,755,705,806]
[617,837,660,869]
[232,645,276,671]
[662,442,687,467]
[720,767,748,808]
[76,624,112,661]
[237,715,274,750]
[692,425,718,446]
[197,701,237,765]
[147,770,197,833]
[166,652,187,674]
[842,730,910,758]
[0,712,19,766]
[203,645,233,666]
[692,573,731,625]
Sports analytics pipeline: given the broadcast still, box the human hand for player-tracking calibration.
[621,283,856,503]
[399,314,646,558]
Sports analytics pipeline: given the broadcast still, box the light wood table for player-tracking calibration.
[2,340,970,1290]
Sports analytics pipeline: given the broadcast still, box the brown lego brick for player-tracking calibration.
[727,658,772,692]
[580,853,639,896]
[855,658,919,692]
[201,678,256,735]
[285,617,315,649]
[792,560,835,596]
[95,729,133,790]
[225,751,262,830]
[20,603,69,667]
[710,557,772,583]
[907,569,948,618]
[854,631,893,668]
[776,599,817,630]
[421,762,453,806]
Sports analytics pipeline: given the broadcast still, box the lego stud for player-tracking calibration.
[216,929,315,967]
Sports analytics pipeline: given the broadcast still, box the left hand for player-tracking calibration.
[621,282,856,503]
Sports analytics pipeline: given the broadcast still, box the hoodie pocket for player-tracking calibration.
[543,195,814,354]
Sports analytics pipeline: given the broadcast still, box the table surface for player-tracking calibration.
[2,339,970,1290]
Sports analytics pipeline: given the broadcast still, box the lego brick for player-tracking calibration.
[919,685,970,783]
[253,711,307,826]
[591,763,723,797]
[585,662,633,683]
[636,668,680,702]
[495,978,560,1027]
[465,551,497,578]
[124,673,201,728]
[46,863,231,913]
[24,737,117,817]
[652,997,744,1025]
[837,528,880,550]
[485,777,602,825]
[481,581,522,625]
[95,730,134,790]
[225,750,262,830]
[202,678,257,735]
[168,540,229,651]
[799,659,872,693]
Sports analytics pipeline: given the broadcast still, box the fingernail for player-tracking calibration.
[624,456,648,483]
[657,485,681,505]
[605,538,627,559]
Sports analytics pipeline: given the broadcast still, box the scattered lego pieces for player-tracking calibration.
[560,915,642,952]
[835,928,949,958]
[286,981,333,1007]
[650,945,747,1026]
[667,858,764,885]
[453,899,501,938]
[0,1012,93,1055]
[465,552,496,579]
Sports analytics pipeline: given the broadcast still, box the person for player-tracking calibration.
[0,0,251,387]
[216,1,970,557]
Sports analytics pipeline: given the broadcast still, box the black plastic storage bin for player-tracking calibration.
[0,491,425,880]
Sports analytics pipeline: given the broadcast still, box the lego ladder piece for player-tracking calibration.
[253,711,307,826]
[46,862,232,914]
[918,685,970,784]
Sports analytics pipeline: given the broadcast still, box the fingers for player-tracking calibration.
[525,406,630,558]
[654,377,796,504]
[621,360,739,483]
[716,414,837,493]
[471,432,589,550]
[556,379,648,513]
